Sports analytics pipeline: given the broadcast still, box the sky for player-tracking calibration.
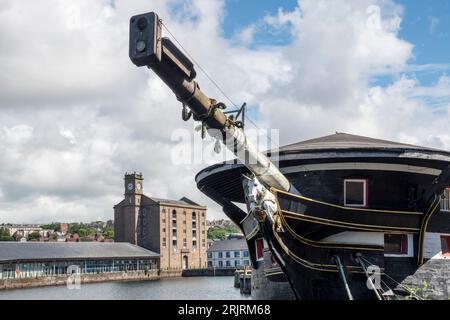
[0,0,449,224]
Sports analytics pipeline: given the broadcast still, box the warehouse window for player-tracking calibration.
[441,188,450,212]
[441,236,450,256]
[384,234,408,255]
[344,179,368,207]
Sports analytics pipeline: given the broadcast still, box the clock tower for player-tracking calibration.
[116,172,144,245]
[124,172,144,197]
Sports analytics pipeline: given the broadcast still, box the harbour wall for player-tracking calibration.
[182,268,237,277]
[0,270,159,291]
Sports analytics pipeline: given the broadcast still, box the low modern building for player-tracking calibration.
[114,173,208,270]
[0,242,159,280]
[207,238,250,268]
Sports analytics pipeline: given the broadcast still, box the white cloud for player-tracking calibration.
[0,0,448,224]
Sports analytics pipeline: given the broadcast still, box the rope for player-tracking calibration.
[356,257,384,300]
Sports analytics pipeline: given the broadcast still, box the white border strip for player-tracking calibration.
[281,162,442,176]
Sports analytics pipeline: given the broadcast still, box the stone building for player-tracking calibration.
[114,173,207,270]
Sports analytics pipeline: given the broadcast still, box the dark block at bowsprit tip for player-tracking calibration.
[129,12,162,67]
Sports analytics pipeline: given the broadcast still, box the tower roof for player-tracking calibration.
[142,195,206,209]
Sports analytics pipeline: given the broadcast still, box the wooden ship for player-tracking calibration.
[129,12,450,300]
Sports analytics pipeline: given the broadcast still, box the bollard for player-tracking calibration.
[234,270,240,288]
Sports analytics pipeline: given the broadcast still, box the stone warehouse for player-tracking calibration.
[114,173,208,270]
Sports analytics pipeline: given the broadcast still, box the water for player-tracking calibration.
[0,276,251,300]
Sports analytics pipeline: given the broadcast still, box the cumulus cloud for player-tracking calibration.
[0,0,448,223]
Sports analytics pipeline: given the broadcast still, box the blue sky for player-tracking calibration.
[221,0,449,88]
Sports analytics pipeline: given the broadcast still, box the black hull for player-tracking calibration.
[237,186,445,299]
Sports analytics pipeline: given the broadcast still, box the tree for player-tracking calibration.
[207,228,227,240]
[40,223,61,232]
[0,228,14,241]
[27,231,41,242]
[104,227,114,240]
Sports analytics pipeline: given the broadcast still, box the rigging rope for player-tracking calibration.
[356,257,385,300]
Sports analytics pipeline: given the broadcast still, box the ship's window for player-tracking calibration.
[441,236,450,256]
[441,188,450,212]
[344,179,367,207]
[256,238,264,261]
[384,234,408,255]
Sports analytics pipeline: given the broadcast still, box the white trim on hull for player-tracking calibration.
[281,162,442,176]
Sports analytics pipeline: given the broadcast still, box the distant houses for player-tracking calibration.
[0,221,114,243]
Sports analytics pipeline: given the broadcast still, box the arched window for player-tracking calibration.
[172,210,177,220]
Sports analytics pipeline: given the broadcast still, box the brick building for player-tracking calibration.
[114,173,207,270]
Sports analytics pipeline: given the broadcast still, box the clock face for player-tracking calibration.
[127,183,134,191]
[136,183,142,190]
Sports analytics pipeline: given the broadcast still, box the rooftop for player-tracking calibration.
[144,195,205,208]
[0,242,159,263]
[207,238,248,252]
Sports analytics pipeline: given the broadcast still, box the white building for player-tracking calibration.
[207,238,250,268]
[1,224,43,239]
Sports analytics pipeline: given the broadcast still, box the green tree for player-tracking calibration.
[40,223,61,232]
[104,227,114,239]
[27,231,41,242]
[0,228,14,241]
[224,225,240,234]
[207,228,227,240]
